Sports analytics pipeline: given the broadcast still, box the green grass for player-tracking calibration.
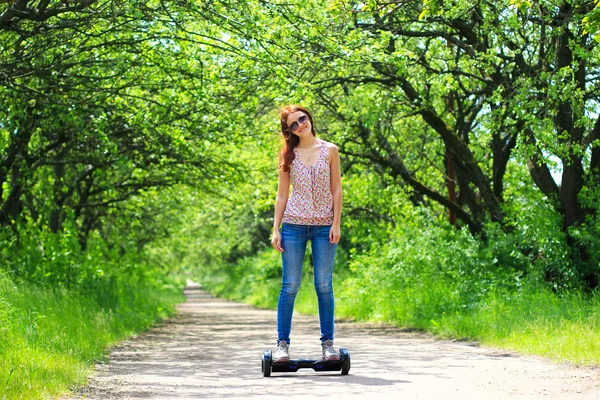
[0,273,184,399]
[465,290,600,365]
[335,280,600,366]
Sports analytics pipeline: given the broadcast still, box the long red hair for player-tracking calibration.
[279,105,316,172]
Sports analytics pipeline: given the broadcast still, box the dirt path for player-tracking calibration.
[70,284,600,399]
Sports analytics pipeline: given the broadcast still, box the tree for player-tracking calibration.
[0,1,246,247]
[197,0,600,286]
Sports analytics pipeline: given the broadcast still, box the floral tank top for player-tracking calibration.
[282,141,334,226]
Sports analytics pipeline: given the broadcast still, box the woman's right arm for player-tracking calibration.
[271,159,290,253]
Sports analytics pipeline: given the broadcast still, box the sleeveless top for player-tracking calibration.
[282,141,334,226]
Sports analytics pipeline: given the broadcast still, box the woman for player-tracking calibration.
[271,105,343,362]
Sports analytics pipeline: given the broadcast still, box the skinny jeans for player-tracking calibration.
[277,223,337,344]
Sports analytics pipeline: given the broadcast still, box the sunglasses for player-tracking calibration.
[288,115,309,133]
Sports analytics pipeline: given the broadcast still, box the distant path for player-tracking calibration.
[69,283,600,399]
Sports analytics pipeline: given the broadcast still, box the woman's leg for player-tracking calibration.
[311,225,338,342]
[277,223,308,344]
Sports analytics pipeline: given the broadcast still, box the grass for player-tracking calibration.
[0,273,184,399]
[335,280,600,366]
[469,290,600,365]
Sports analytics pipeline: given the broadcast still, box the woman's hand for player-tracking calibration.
[271,229,284,252]
[329,223,341,244]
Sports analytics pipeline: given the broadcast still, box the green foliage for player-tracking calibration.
[203,249,282,309]
[584,1,600,42]
[2,3,600,396]
[0,211,177,292]
[338,214,520,324]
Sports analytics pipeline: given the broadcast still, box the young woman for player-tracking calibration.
[271,105,342,362]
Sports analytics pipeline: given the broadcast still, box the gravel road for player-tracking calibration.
[69,283,600,399]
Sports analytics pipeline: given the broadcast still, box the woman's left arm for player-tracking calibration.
[329,143,342,244]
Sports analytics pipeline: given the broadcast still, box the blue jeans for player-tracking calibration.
[277,223,338,344]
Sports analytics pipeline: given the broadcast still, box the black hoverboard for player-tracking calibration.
[261,348,351,377]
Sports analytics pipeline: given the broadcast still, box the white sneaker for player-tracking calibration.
[321,340,340,361]
[273,341,290,362]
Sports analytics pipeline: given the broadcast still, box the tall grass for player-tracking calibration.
[467,290,600,364]
[337,281,600,365]
[0,273,183,399]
